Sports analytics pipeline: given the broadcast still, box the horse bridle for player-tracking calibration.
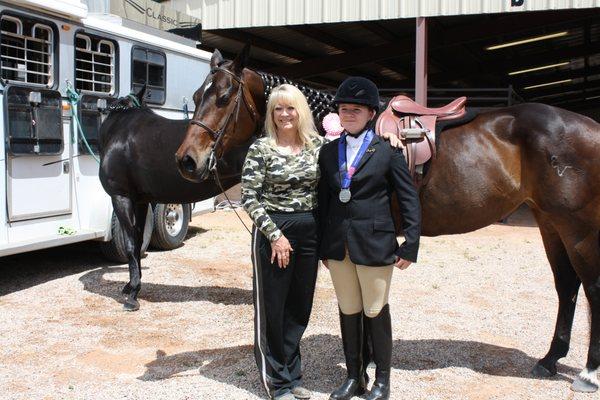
[189,66,260,172]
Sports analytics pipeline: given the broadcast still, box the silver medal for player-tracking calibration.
[339,189,351,203]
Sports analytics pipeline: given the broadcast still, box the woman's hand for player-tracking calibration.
[381,131,402,148]
[271,235,293,268]
[395,256,412,270]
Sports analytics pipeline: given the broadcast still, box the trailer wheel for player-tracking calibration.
[100,208,154,263]
[150,203,190,250]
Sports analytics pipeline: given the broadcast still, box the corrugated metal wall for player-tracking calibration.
[168,0,600,29]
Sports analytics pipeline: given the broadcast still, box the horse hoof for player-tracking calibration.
[572,376,599,393]
[123,300,140,312]
[531,362,555,378]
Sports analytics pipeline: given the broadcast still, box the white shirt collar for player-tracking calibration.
[346,131,367,146]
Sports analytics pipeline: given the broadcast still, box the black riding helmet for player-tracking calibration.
[334,76,380,112]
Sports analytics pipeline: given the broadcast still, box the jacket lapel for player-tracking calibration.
[332,138,342,189]
[353,134,380,175]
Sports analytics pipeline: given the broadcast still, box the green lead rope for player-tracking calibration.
[65,81,100,164]
[127,93,141,108]
[65,82,141,165]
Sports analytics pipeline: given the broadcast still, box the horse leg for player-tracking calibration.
[129,202,149,306]
[531,212,580,377]
[555,224,600,392]
[112,195,142,311]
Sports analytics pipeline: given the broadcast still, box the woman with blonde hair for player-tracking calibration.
[242,83,400,400]
[242,84,323,400]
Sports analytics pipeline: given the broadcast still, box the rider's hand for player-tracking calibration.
[395,256,412,270]
[271,235,293,268]
[381,132,402,148]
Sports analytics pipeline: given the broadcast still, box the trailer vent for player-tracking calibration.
[75,33,116,94]
[0,15,54,87]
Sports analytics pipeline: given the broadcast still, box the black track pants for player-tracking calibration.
[251,211,319,398]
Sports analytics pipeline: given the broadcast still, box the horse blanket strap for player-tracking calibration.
[375,95,467,185]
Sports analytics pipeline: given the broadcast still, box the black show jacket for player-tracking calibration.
[318,134,421,266]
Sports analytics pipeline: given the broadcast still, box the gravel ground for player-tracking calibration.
[0,207,596,400]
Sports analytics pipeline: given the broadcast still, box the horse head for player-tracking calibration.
[175,45,264,182]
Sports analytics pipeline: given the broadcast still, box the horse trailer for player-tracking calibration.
[0,0,214,261]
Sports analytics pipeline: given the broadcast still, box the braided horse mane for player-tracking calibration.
[258,72,336,135]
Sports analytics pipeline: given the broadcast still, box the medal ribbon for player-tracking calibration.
[338,129,374,190]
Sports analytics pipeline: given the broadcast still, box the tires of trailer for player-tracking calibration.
[150,203,191,250]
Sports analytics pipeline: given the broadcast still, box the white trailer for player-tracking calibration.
[0,0,214,261]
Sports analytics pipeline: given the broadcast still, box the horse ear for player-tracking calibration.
[232,44,251,77]
[135,84,147,103]
[210,49,223,69]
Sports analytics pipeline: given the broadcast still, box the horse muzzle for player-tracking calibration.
[176,152,211,182]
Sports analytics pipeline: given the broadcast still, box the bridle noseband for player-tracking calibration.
[189,66,260,172]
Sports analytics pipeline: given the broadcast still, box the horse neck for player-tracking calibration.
[257,71,336,126]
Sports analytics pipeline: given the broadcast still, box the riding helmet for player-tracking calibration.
[334,76,380,112]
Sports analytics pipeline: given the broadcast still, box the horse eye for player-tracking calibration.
[217,94,230,106]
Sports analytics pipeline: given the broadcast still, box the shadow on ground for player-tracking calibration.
[0,242,115,296]
[138,333,578,398]
[79,267,252,306]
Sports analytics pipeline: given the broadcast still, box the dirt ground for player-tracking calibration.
[0,206,596,400]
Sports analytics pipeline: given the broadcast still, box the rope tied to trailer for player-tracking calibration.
[65,81,100,164]
[127,93,141,108]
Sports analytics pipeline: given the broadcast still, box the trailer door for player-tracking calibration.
[5,85,71,221]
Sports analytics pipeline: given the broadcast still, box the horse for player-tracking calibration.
[175,47,600,392]
[98,83,248,312]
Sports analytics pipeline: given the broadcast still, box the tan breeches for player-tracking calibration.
[328,253,394,318]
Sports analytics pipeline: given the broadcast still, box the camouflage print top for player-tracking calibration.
[241,135,325,241]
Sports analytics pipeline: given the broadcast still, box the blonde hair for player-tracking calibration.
[265,84,320,149]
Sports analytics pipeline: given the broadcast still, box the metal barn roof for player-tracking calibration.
[169,0,600,30]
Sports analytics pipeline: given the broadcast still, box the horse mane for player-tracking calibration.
[107,93,148,112]
[257,72,336,127]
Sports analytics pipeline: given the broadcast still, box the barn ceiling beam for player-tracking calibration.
[265,10,593,79]
[511,64,600,88]
[522,81,598,99]
[287,25,411,80]
[206,27,394,84]
[206,29,307,61]
[536,87,600,104]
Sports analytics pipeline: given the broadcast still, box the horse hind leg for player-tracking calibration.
[132,202,149,293]
[112,195,143,311]
[531,212,580,378]
[554,222,600,392]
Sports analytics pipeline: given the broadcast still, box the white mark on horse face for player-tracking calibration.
[205,81,213,91]
[550,155,573,177]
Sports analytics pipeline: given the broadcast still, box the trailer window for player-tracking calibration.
[77,95,117,155]
[0,15,55,87]
[5,86,62,155]
[131,47,166,104]
[75,33,117,95]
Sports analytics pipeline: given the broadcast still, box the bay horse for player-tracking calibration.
[175,47,600,392]
[98,64,251,311]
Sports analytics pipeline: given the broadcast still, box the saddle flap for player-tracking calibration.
[375,108,402,140]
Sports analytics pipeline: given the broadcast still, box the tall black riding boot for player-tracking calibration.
[330,311,366,400]
[365,304,392,400]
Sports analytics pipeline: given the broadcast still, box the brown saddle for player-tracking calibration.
[375,95,467,183]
